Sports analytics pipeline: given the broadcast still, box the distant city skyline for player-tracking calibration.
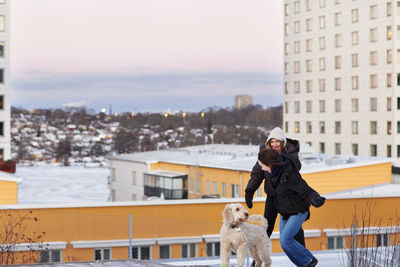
[10,0,283,112]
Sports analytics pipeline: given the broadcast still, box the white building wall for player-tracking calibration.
[0,1,10,160]
[284,0,400,165]
[108,160,147,201]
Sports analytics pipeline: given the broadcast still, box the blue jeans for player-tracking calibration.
[279,212,314,267]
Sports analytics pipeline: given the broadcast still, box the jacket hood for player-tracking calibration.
[266,127,287,147]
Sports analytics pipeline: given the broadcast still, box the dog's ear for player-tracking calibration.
[223,204,234,224]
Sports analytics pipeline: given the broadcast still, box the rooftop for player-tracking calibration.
[109,144,392,173]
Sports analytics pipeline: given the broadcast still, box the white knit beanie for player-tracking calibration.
[266,127,287,147]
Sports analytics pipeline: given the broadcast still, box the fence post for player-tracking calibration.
[352,223,356,267]
[128,214,132,259]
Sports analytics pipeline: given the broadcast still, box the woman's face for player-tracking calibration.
[269,138,283,153]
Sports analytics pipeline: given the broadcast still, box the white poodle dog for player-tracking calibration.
[220,203,272,267]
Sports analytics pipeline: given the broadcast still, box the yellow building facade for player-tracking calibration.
[1,189,399,264]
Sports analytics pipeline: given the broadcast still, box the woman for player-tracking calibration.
[245,127,305,245]
[258,148,325,267]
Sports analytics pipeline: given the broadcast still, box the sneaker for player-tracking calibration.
[305,256,318,267]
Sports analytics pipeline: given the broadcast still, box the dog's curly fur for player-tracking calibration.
[220,203,272,267]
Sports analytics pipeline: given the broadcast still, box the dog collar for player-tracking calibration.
[226,223,238,229]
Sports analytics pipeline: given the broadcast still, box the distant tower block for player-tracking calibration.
[234,95,253,109]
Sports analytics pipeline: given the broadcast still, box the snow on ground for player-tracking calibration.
[16,166,110,204]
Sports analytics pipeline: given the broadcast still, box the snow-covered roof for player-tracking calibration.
[325,183,400,199]
[108,144,392,173]
[0,171,22,183]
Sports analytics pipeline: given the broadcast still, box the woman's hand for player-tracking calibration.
[258,160,271,173]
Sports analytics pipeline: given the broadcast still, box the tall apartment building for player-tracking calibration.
[234,94,253,109]
[283,0,400,166]
[0,0,9,160]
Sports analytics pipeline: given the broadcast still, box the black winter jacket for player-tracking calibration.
[245,138,301,197]
[270,154,319,219]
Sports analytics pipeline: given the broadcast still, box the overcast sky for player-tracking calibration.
[10,0,283,113]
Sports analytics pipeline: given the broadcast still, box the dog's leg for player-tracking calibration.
[257,244,272,267]
[220,242,231,267]
[248,248,262,267]
[236,244,247,267]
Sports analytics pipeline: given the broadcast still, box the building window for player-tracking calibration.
[352,53,358,67]
[328,236,344,249]
[213,181,217,195]
[319,100,325,113]
[370,51,378,65]
[190,178,194,193]
[0,42,3,58]
[231,184,239,198]
[335,143,341,155]
[335,121,341,134]
[387,97,392,111]
[284,4,290,16]
[221,183,226,197]
[387,2,392,16]
[306,59,313,72]
[351,31,358,45]
[335,34,342,48]
[370,98,377,111]
[335,0,340,4]
[335,56,342,69]
[334,12,341,26]
[387,26,392,40]
[306,0,312,11]
[398,97,400,109]
[387,121,392,135]
[387,73,392,87]
[294,121,300,133]
[397,121,400,134]
[131,246,151,260]
[370,121,377,135]
[295,81,300,93]
[0,16,4,32]
[284,43,289,55]
[335,77,342,91]
[334,99,341,112]
[306,39,312,52]
[352,99,359,112]
[40,250,61,263]
[370,28,378,42]
[306,80,312,92]
[351,9,358,23]
[294,61,300,73]
[370,4,378,19]
[159,245,170,259]
[319,79,325,92]
[352,121,358,134]
[306,101,312,113]
[284,62,289,74]
[376,234,390,247]
[306,18,313,32]
[319,0,325,8]
[294,41,300,54]
[294,21,300,34]
[352,144,358,156]
[398,74,400,86]
[294,1,300,13]
[94,248,111,261]
[319,16,325,29]
[320,142,325,153]
[284,82,289,94]
[284,23,289,35]
[206,180,210,195]
[319,121,325,134]
[319,58,326,71]
[111,168,116,182]
[370,144,377,157]
[397,145,400,157]
[207,242,220,257]
[387,145,392,157]
[0,69,4,83]
[387,50,392,64]
[370,74,378,88]
[319,37,325,50]
[182,243,197,258]
[196,179,200,195]
[306,121,312,133]
[352,76,359,90]
[294,101,300,113]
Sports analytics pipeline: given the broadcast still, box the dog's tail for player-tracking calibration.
[249,215,268,230]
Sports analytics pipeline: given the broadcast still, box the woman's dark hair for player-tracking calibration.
[258,148,283,167]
